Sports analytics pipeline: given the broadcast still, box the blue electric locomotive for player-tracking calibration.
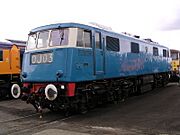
[21,22,171,114]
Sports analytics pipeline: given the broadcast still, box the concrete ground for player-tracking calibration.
[0,83,180,135]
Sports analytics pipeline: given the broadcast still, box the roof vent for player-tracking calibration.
[134,35,140,38]
[144,38,158,44]
[89,22,112,31]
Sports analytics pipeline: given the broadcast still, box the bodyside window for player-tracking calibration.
[0,50,3,61]
[106,36,119,52]
[77,29,91,48]
[131,42,139,53]
[163,49,167,57]
[95,32,101,49]
[153,47,159,56]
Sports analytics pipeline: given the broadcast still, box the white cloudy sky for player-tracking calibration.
[0,0,180,49]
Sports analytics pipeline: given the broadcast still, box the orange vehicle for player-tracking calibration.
[0,40,25,98]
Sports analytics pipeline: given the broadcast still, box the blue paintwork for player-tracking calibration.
[22,48,171,82]
[22,23,171,83]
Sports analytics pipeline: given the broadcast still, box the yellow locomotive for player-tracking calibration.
[170,49,180,73]
[0,40,25,98]
[170,49,180,82]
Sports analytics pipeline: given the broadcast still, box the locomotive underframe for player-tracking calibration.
[0,74,21,98]
[21,72,169,115]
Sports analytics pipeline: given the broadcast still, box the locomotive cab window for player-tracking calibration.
[153,47,159,56]
[95,32,101,49]
[27,33,37,50]
[77,29,91,48]
[167,50,170,57]
[106,36,119,52]
[171,52,178,60]
[131,42,139,53]
[0,50,3,61]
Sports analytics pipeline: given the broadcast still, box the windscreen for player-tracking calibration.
[37,31,49,48]
[49,29,69,46]
[26,28,69,51]
[171,53,178,60]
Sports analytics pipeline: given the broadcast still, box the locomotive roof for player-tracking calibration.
[0,40,13,49]
[30,22,168,49]
[0,40,26,49]
[6,39,26,47]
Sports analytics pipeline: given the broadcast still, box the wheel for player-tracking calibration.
[11,84,21,99]
[79,104,88,114]
[47,104,59,112]
[63,109,71,117]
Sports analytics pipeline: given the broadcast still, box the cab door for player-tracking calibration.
[93,32,104,76]
[10,45,21,74]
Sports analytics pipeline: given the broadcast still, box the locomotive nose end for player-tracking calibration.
[56,70,63,78]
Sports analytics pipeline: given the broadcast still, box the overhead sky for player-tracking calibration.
[0,0,180,50]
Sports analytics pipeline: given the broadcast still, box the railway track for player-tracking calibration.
[0,99,74,134]
[0,108,74,135]
[7,115,73,135]
[0,113,38,123]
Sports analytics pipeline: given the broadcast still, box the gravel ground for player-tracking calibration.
[0,83,180,135]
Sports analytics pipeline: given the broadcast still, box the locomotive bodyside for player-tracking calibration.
[22,24,171,82]
[21,23,171,114]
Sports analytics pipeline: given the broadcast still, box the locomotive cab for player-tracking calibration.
[21,23,106,114]
[22,25,105,84]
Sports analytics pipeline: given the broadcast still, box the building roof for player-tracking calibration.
[0,38,26,49]
[6,39,26,47]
